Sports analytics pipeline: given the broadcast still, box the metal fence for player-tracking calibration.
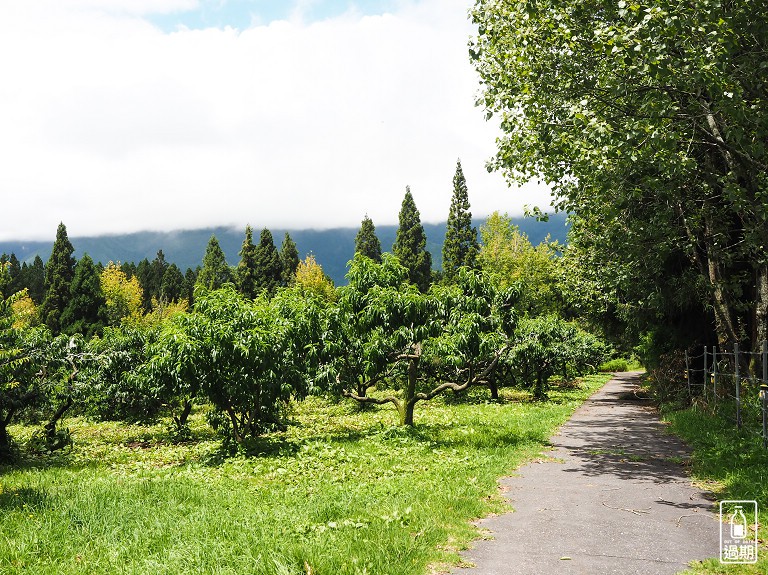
[685,342,768,447]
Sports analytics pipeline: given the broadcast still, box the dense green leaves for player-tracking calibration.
[471,0,768,357]
[506,316,607,400]
[197,235,233,290]
[40,223,76,333]
[253,228,283,296]
[60,254,107,338]
[442,160,479,280]
[393,187,433,293]
[0,292,51,461]
[280,232,300,286]
[354,215,383,263]
[236,225,259,299]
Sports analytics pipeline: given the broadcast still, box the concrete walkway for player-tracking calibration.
[452,372,720,575]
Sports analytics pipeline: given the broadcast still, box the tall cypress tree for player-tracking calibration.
[26,255,46,304]
[354,215,382,263]
[136,258,153,311]
[197,235,233,290]
[7,254,22,296]
[280,232,300,286]
[442,159,479,280]
[183,267,199,305]
[253,228,283,295]
[60,253,107,338]
[160,264,185,302]
[150,250,169,300]
[237,225,259,298]
[41,222,76,333]
[393,187,432,292]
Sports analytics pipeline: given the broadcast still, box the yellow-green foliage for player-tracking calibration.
[478,211,561,315]
[10,290,39,329]
[100,263,144,325]
[294,255,336,302]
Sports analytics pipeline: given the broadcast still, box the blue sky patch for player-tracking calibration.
[148,0,400,32]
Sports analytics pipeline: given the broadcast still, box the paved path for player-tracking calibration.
[452,372,720,575]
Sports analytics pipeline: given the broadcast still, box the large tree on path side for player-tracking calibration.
[471,0,768,357]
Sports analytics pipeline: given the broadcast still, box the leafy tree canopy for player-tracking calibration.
[471,0,768,355]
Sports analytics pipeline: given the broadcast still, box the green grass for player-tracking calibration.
[664,406,768,574]
[0,375,610,575]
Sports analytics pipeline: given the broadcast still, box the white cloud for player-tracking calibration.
[0,0,552,241]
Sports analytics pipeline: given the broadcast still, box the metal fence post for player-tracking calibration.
[713,346,718,402]
[762,383,768,448]
[735,342,742,429]
[703,345,708,399]
[685,349,691,396]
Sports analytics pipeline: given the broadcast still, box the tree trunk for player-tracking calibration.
[0,421,12,463]
[401,356,419,426]
[704,219,739,347]
[755,265,768,348]
[44,397,73,445]
[751,264,768,376]
[534,371,545,400]
[175,399,193,429]
[225,406,243,443]
[488,377,499,400]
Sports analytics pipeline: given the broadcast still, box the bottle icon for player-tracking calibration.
[730,505,747,539]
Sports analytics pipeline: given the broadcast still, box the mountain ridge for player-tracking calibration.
[0,215,568,285]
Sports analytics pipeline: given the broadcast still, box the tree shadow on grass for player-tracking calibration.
[0,486,49,511]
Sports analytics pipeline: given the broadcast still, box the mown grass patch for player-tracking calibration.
[665,407,768,574]
[1,375,610,575]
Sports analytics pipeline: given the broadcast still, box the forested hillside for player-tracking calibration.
[0,215,567,285]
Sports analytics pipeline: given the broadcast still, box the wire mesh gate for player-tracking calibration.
[685,342,768,447]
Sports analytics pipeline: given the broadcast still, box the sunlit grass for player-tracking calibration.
[666,407,768,574]
[1,375,610,575]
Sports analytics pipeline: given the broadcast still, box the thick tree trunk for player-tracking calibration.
[708,260,739,348]
[488,377,499,400]
[401,357,419,426]
[755,266,768,348]
[0,421,12,463]
[174,399,193,430]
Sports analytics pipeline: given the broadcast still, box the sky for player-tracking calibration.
[0,0,552,241]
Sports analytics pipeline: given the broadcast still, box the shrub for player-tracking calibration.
[599,358,629,372]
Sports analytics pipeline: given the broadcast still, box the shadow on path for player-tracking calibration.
[452,372,720,575]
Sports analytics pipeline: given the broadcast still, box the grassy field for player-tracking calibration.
[0,375,610,575]
[665,406,768,574]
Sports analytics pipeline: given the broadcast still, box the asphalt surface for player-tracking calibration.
[452,372,720,575]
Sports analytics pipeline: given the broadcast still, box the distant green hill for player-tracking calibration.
[0,214,568,286]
